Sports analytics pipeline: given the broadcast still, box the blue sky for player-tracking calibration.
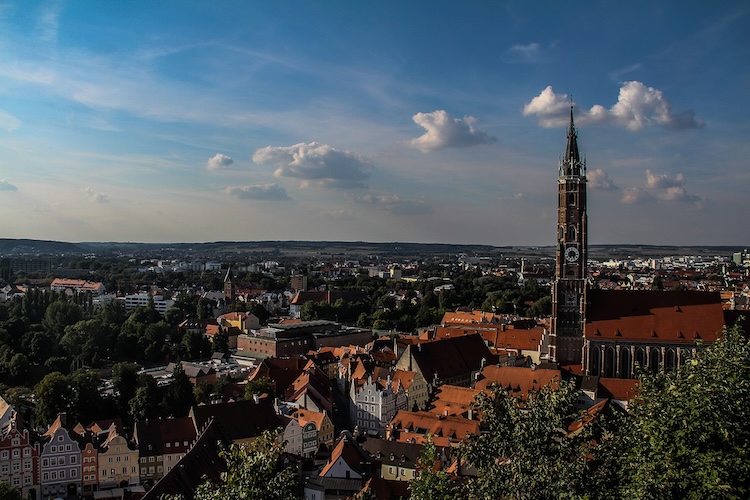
[0,1,748,246]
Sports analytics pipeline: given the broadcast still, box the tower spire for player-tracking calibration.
[564,100,580,166]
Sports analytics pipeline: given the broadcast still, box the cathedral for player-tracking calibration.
[549,106,727,378]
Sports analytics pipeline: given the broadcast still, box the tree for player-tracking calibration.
[112,362,139,417]
[409,436,462,500]
[35,372,72,426]
[0,479,21,500]
[244,377,273,400]
[166,364,195,417]
[193,428,303,500]
[597,322,750,499]
[69,369,105,424]
[459,379,592,499]
[129,374,162,422]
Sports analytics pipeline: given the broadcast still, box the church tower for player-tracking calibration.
[550,104,588,365]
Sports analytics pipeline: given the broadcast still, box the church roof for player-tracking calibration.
[585,289,725,343]
[564,104,581,165]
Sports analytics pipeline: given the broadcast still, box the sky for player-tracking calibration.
[0,1,748,247]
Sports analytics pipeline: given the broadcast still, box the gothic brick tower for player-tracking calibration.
[550,104,588,365]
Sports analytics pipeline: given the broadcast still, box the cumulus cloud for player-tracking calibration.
[206,153,234,170]
[83,187,109,203]
[645,169,684,189]
[620,186,651,205]
[587,168,618,190]
[503,42,543,63]
[224,183,290,200]
[351,194,434,216]
[0,110,20,132]
[618,170,705,206]
[408,110,497,153]
[523,82,704,131]
[253,142,371,189]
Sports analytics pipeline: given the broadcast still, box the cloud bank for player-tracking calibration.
[224,183,290,200]
[524,82,704,131]
[207,153,234,170]
[253,142,371,189]
[587,169,618,190]
[0,180,18,192]
[408,110,497,153]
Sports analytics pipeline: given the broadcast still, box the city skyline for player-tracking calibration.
[0,1,748,246]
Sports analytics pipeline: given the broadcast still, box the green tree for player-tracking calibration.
[598,323,750,499]
[0,479,21,500]
[409,436,462,500]
[193,428,303,500]
[35,372,72,426]
[459,379,592,499]
[112,362,139,417]
[166,364,195,417]
[69,369,104,424]
[244,377,273,399]
[129,374,162,422]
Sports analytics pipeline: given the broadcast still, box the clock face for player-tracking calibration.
[564,246,580,262]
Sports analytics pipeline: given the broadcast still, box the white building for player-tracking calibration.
[123,293,174,315]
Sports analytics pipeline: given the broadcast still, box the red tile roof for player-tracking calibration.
[474,365,560,398]
[586,290,725,343]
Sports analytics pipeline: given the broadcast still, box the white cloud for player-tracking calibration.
[645,169,684,189]
[503,42,543,63]
[524,82,704,131]
[224,183,290,200]
[253,142,371,189]
[587,168,618,190]
[0,180,18,192]
[620,186,650,205]
[83,187,109,203]
[618,170,705,206]
[351,194,433,216]
[408,110,496,153]
[207,153,234,170]
[0,109,20,132]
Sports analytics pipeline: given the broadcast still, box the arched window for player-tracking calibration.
[665,349,677,371]
[567,226,577,242]
[568,193,575,206]
[619,348,632,379]
[649,348,661,373]
[604,347,616,378]
[635,347,646,372]
[590,346,601,376]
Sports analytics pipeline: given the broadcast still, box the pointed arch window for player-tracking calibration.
[567,226,577,242]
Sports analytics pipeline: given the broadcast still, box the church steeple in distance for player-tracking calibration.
[551,101,588,365]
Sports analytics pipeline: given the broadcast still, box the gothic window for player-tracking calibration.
[558,226,564,241]
[590,346,601,375]
[567,226,577,242]
[620,348,632,379]
[568,193,575,206]
[665,349,677,371]
[604,347,616,378]
[649,348,661,373]
[635,347,646,369]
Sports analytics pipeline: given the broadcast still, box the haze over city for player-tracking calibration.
[0,1,748,246]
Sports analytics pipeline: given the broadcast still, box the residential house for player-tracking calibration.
[394,334,496,396]
[39,414,82,499]
[96,423,139,490]
[0,416,40,499]
[189,396,282,445]
[303,432,373,500]
[386,410,479,448]
[133,416,197,486]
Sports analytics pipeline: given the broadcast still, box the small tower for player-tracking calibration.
[550,103,588,365]
[223,267,234,301]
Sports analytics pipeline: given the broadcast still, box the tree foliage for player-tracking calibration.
[597,322,750,499]
[459,379,592,500]
[409,436,462,500]
[193,428,302,500]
